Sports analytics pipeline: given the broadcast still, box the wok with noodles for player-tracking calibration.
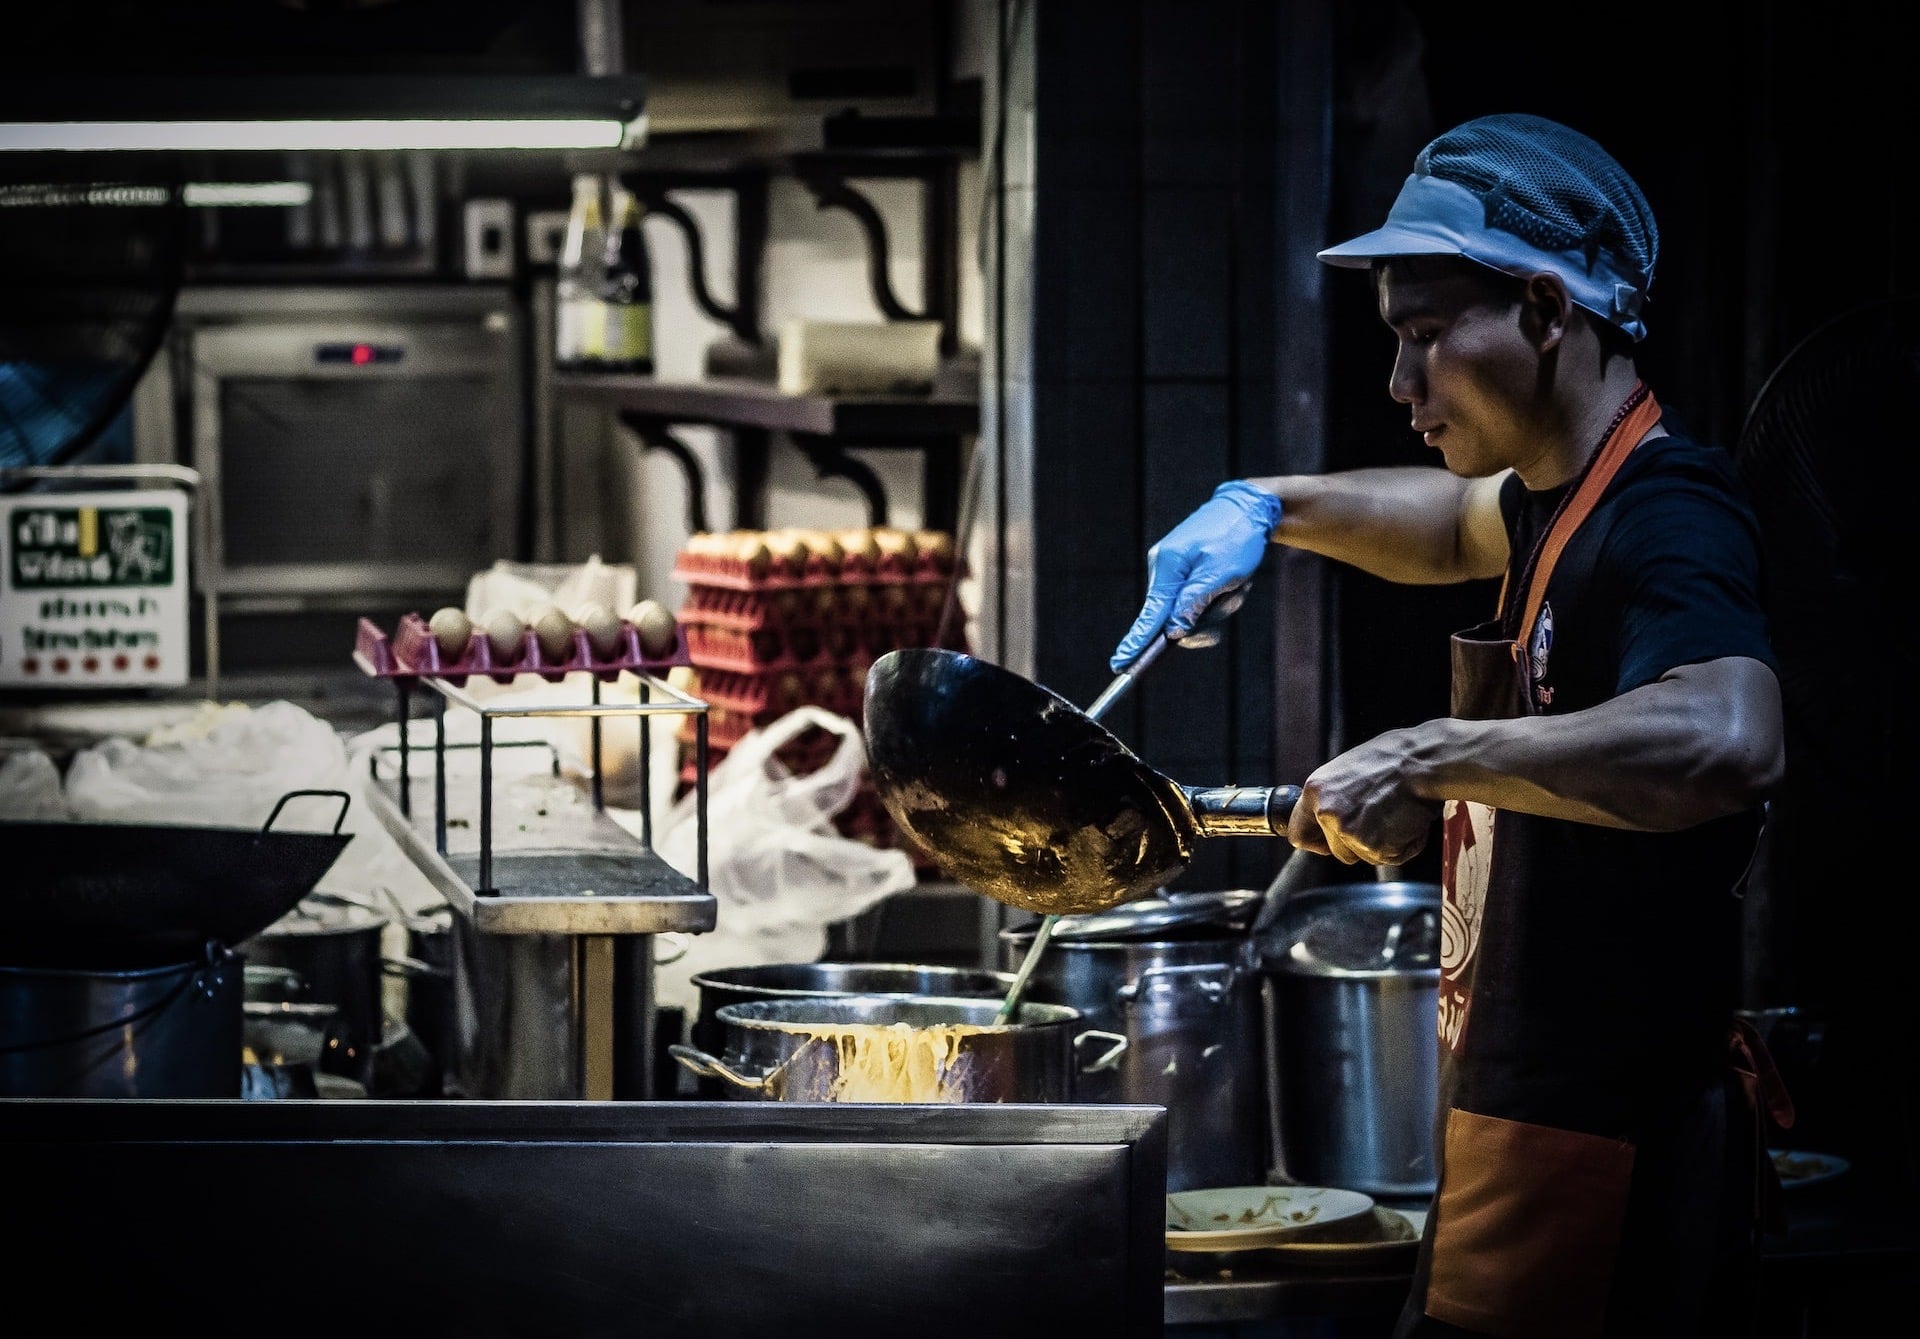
[669,995,1127,1103]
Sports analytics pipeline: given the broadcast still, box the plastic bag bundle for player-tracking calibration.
[652,705,917,1013]
[0,748,69,819]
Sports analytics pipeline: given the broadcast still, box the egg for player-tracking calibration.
[797,529,844,572]
[835,528,881,570]
[734,534,772,581]
[575,602,623,659]
[914,530,955,570]
[872,527,918,564]
[427,606,471,660]
[764,530,808,578]
[484,609,525,661]
[628,598,677,658]
[531,605,576,660]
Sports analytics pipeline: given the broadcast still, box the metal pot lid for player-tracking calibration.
[1266,885,1441,976]
[1007,889,1262,942]
[253,891,387,938]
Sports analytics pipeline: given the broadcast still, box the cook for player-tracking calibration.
[1111,113,1791,1339]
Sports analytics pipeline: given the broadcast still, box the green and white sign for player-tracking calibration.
[1,490,190,687]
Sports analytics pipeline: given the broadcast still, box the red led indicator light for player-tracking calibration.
[351,343,374,365]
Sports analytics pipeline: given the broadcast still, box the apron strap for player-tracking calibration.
[1728,1015,1797,1234]
[1496,382,1663,641]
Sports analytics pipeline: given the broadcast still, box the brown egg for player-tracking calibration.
[628,599,677,658]
[734,534,772,581]
[798,529,844,572]
[872,528,918,563]
[575,602,623,659]
[484,609,525,661]
[531,605,576,660]
[427,606,471,660]
[914,530,955,569]
[835,528,881,569]
[764,530,808,578]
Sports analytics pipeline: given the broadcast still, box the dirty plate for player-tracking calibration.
[1165,1185,1375,1252]
[1770,1149,1849,1190]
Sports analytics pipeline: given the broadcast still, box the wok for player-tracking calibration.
[862,648,1300,915]
[0,790,355,969]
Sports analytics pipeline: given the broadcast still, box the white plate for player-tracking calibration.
[1165,1185,1375,1252]
[1770,1148,1850,1189]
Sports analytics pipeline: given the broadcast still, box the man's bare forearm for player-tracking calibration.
[1247,467,1497,584]
[1399,658,1784,829]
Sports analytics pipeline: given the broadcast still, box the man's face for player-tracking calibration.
[1375,259,1549,479]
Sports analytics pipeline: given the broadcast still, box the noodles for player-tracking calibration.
[783,1021,995,1103]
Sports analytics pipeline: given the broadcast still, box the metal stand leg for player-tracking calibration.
[397,679,412,818]
[638,677,653,849]
[612,935,656,1101]
[590,676,604,811]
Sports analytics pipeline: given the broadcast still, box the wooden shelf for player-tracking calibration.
[553,373,978,438]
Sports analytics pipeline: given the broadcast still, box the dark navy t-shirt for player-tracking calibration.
[1481,428,1779,1114]
[1499,429,1777,714]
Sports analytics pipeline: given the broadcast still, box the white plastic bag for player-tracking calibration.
[652,705,916,1013]
[0,748,69,819]
[62,699,441,910]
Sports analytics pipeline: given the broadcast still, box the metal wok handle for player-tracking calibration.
[1072,1029,1129,1074]
[262,789,352,835]
[668,1043,771,1093]
[1183,784,1302,837]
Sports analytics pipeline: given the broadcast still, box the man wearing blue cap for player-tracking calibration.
[1113,114,1791,1337]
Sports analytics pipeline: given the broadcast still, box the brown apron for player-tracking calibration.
[1405,385,1793,1339]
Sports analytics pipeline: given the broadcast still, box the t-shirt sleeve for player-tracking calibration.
[1597,464,1777,695]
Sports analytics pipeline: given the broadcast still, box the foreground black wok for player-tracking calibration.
[862,649,1300,915]
[1,790,355,969]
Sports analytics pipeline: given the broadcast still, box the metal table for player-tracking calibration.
[362,668,718,1101]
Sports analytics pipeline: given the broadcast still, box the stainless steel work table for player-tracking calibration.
[361,666,718,1101]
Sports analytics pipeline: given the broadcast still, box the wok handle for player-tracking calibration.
[1184,784,1303,837]
[667,1043,770,1093]
[263,789,352,835]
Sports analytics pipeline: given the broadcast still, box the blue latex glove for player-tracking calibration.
[1110,480,1281,671]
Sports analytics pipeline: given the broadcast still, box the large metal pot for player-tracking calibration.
[689,962,1036,1057]
[670,995,1126,1103]
[0,944,242,1097]
[1256,881,1441,1198]
[240,891,388,1089]
[999,892,1267,1190]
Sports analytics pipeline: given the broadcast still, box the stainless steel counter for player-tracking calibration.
[0,1098,1170,1338]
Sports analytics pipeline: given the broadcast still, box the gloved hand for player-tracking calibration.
[1110,480,1281,672]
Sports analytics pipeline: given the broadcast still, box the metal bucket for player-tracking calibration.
[670,995,1126,1103]
[0,945,242,1097]
[1255,881,1441,1198]
[999,904,1267,1191]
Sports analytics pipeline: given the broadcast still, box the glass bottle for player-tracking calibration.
[599,182,654,376]
[555,173,606,371]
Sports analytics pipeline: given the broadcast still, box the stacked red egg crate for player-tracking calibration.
[670,525,964,863]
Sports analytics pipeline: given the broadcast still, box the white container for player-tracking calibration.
[777,319,941,396]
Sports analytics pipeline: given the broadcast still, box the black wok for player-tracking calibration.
[862,649,1300,915]
[0,790,355,969]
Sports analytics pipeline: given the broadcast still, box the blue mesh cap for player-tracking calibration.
[1318,113,1659,340]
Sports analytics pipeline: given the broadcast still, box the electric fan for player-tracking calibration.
[0,173,187,476]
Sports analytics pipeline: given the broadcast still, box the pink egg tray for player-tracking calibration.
[670,548,955,592]
[353,613,691,685]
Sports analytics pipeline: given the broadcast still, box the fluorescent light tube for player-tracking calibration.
[181,181,315,207]
[0,118,639,152]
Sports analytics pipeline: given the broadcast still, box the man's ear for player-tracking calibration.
[1520,272,1574,351]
